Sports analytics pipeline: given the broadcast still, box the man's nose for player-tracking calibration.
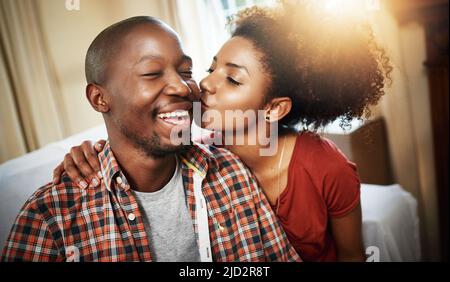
[163,74,191,97]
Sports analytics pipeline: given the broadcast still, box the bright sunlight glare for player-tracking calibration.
[322,0,380,19]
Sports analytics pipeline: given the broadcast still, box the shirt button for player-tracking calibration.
[128,213,136,221]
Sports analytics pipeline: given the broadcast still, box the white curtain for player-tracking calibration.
[0,44,27,162]
[0,0,67,163]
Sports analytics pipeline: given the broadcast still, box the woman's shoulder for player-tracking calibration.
[293,131,357,177]
[294,131,360,184]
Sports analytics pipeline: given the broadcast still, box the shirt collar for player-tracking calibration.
[98,140,129,192]
[98,140,220,192]
[180,143,220,178]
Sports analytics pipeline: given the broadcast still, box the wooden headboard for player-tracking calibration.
[323,118,394,185]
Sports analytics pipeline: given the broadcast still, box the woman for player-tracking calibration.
[53,2,392,261]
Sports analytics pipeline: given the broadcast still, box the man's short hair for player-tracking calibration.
[85,16,167,85]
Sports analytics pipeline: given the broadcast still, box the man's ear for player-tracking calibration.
[264,97,292,122]
[86,84,110,113]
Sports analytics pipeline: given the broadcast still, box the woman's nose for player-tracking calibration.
[199,75,216,95]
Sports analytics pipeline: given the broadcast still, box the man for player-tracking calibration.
[2,16,300,262]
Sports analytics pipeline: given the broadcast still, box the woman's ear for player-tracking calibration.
[86,84,110,113]
[264,97,292,122]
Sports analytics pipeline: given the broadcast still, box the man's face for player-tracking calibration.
[104,24,199,158]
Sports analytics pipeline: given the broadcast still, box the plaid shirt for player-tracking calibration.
[2,141,300,262]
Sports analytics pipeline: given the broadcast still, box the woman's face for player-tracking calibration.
[199,36,271,132]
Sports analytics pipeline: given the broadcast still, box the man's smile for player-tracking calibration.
[157,110,190,125]
[155,101,193,129]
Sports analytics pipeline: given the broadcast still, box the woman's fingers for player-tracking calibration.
[56,140,105,189]
[70,145,100,187]
[64,153,88,189]
[52,162,64,185]
[94,140,106,152]
[81,141,103,185]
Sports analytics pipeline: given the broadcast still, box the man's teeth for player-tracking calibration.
[157,111,189,119]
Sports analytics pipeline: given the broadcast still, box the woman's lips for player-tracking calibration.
[200,100,209,111]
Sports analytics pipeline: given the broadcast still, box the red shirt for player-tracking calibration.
[271,132,361,262]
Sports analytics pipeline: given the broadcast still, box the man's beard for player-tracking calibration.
[117,120,189,159]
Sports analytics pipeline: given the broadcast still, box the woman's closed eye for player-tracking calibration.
[206,67,242,86]
[227,76,242,86]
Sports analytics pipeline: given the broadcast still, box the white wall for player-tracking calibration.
[372,8,440,260]
[398,22,440,261]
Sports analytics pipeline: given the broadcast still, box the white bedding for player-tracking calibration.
[0,124,421,261]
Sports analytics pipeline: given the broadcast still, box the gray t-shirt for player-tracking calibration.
[131,158,200,262]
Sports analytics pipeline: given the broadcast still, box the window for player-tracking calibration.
[220,0,381,23]
[219,0,276,23]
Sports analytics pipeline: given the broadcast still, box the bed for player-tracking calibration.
[0,124,421,261]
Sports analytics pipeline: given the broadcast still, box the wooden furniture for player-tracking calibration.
[324,118,393,185]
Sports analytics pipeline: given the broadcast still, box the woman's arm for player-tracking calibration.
[330,202,366,262]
